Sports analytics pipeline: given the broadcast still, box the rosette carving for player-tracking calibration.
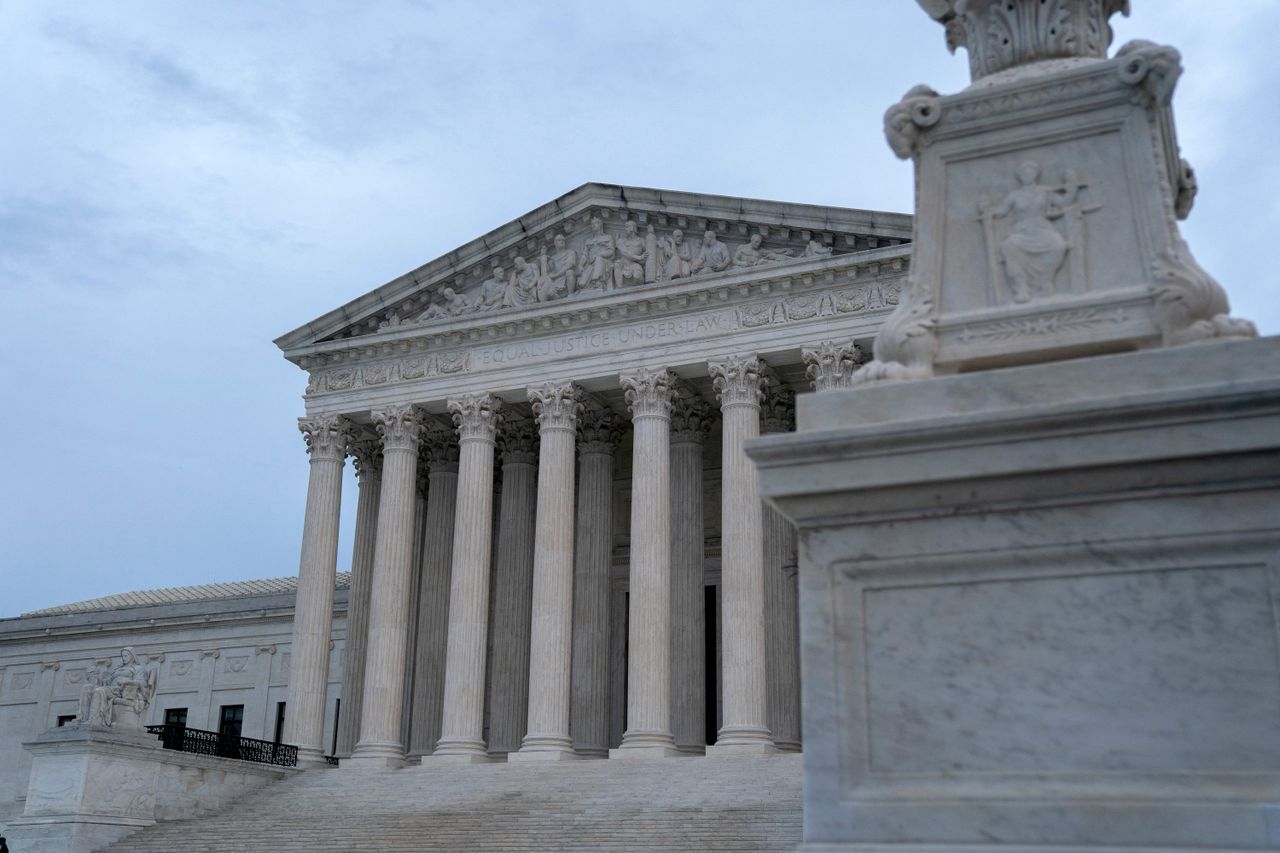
[709,354,767,408]
[528,381,583,432]
[884,85,942,160]
[498,416,539,465]
[298,415,352,462]
[578,405,625,455]
[372,404,424,453]
[620,367,677,419]
[448,392,504,443]
[803,340,864,392]
[670,394,716,445]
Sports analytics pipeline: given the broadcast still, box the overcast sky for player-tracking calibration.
[1,2,1275,617]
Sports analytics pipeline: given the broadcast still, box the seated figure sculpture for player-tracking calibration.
[733,233,792,268]
[75,647,157,729]
[692,229,731,275]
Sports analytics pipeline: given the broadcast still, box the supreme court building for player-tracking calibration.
[274,183,911,768]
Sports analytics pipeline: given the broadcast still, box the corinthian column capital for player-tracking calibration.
[420,421,460,474]
[348,427,384,481]
[670,394,716,445]
[448,392,504,444]
[709,355,767,408]
[803,340,863,392]
[372,404,424,453]
[621,367,676,420]
[299,415,353,462]
[760,383,796,434]
[578,405,625,455]
[499,416,539,465]
[529,382,582,432]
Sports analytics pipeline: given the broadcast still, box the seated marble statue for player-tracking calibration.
[476,267,509,310]
[539,235,577,301]
[577,216,616,291]
[733,233,792,268]
[692,230,731,275]
[505,257,541,308]
[613,220,647,288]
[76,647,157,729]
[660,229,693,280]
[802,239,833,258]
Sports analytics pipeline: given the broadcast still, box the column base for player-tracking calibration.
[706,742,778,758]
[418,752,494,765]
[610,730,682,760]
[774,739,803,753]
[609,745,683,760]
[345,740,407,769]
[509,748,579,762]
[675,743,707,756]
[294,746,330,769]
[573,746,609,759]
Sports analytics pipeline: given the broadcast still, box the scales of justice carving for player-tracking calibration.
[392,216,839,330]
[73,647,158,729]
[977,160,1101,305]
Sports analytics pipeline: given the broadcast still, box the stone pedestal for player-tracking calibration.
[750,338,1280,851]
[7,725,290,853]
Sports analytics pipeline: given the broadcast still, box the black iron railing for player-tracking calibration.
[324,755,339,766]
[147,724,298,767]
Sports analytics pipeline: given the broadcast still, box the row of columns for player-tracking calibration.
[286,351,816,767]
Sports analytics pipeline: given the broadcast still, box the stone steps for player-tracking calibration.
[102,753,803,852]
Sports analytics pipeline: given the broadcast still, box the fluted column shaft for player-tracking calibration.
[434,393,503,760]
[670,396,713,753]
[762,388,801,751]
[614,367,679,758]
[407,427,459,757]
[286,416,350,766]
[335,437,381,757]
[400,473,428,749]
[515,383,581,760]
[349,405,423,768]
[486,418,538,756]
[709,355,775,754]
[570,407,622,757]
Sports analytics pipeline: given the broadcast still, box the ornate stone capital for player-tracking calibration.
[670,394,715,445]
[578,405,625,455]
[372,404,424,453]
[803,340,864,392]
[528,382,582,432]
[499,416,539,466]
[298,415,352,462]
[760,384,796,434]
[348,428,384,481]
[421,421,460,474]
[448,392,504,444]
[709,355,767,409]
[621,367,677,420]
[920,0,1129,83]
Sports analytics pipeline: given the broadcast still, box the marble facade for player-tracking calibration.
[275,183,913,769]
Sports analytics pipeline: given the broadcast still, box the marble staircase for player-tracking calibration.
[101,753,803,852]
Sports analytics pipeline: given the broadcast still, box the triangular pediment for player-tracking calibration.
[274,183,910,361]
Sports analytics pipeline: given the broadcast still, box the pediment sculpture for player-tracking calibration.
[74,646,158,730]
[394,216,847,331]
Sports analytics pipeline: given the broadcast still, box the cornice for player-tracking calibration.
[274,183,911,356]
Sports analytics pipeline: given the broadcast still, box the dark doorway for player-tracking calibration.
[217,704,244,758]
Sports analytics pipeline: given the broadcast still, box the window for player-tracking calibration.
[273,702,286,746]
[164,707,188,728]
[56,714,76,727]
[218,704,244,739]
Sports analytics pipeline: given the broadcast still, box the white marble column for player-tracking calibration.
[432,392,503,762]
[486,416,538,757]
[569,405,623,758]
[335,433,381,758]
[514,382,581,761]
[761,383,801,752]
[708,354,775,755]
[612,367,679,759]
[407,423,459,758]
[400,465,428,749]
[669,394,714,754]
[284,415,351,766]
[349,405,424,769]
